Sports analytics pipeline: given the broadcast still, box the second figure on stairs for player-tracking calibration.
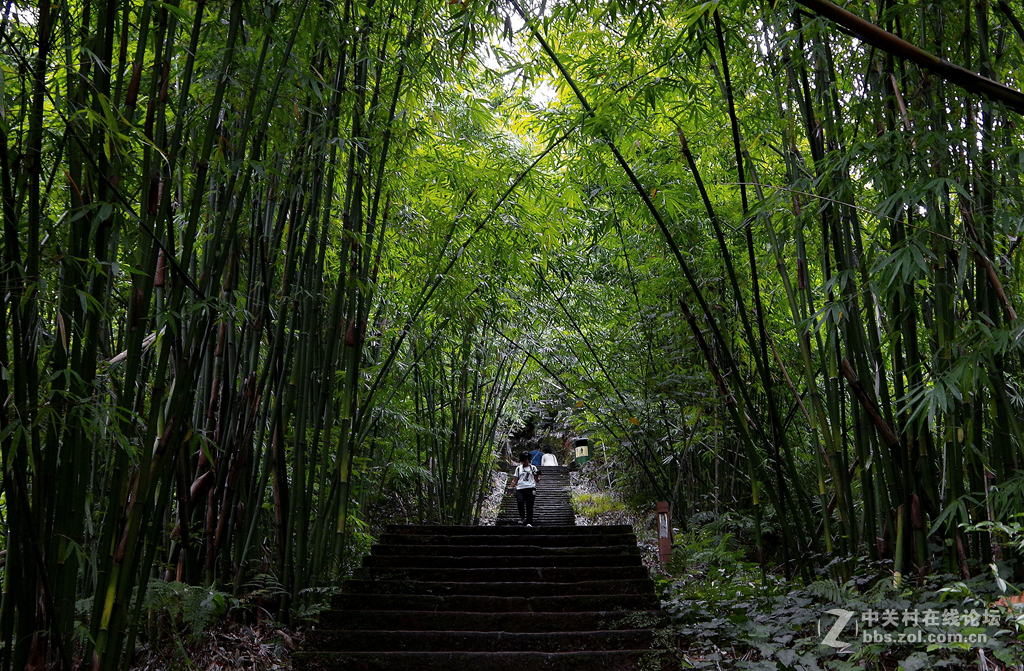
[509,451,541,526]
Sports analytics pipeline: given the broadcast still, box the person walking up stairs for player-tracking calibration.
[497,464,574,526]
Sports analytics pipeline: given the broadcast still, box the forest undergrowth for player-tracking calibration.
[569,467,1024,669]
[556,415,1024,669]
[645,507,1024,670]
[127,621,299,671]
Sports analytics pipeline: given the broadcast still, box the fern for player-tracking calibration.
[295,585,345,622]
[863,575,898,604]
[667,528,744,572]
[807,578,856,604]
[143,579,233,637]
[243,573,287,603]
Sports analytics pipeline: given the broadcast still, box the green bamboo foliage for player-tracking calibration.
[509,0,1024,581]
[0,0,531,667]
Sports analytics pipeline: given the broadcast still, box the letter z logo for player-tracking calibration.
[820,608,857,652]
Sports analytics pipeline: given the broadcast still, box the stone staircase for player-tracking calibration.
[293,524,675,670]
[497,465,575,526]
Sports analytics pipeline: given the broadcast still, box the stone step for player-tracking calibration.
[378,533,636,546]
[341,578,655,597]
[330,593,661,612]
[496,515,576,521]
[363,553,643,569]
[305,629,657,652]
[362,566,649,582]
[370,543,640,557]
[292,650,679,670]
[506,489,569,494]
[500,499,573,504]
[385,525,631,535]
[497,521,579,527]
[499,503,573,509]
[496,516,575,521]
[318,610,668,632]
[293,479,674,670]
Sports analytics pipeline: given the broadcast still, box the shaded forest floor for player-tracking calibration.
[127,462,1024,670]
[128,621,300,671]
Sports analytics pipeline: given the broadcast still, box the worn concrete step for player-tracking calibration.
[499,504,573,509]
[330,593,661,612]
[496,516,575,521]
[495,522,577,528]
[292,650,679,670]
[502,495,571,500]
[496,518,576,522]
[386,525,630,535]
[496,523,577,528]
[496,518,575,522]
[378,533,636,547]
[360,566,648,583]
[318,609,668,632]
[369,543,640,557]
[517,482,570,487]
[499,522,581,528]
[497,508,574,513]
[507,488,570,493]
[505,487,569,491]
[341,578,655,597]
[363,553,643,569]
[495,516,577,522]
[503,487,571,492]
[305,629,658,652]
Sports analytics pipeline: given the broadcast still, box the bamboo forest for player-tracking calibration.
[2,0,1024,667]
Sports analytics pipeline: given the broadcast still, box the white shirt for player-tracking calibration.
[514,464,537,489]
[540,453,558,466]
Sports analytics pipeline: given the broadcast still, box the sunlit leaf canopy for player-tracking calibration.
[1,0,1023,666]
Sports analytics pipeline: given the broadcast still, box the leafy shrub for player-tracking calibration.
[667,529,744,573]
[143,580,237,640]
[658,558,1024,669]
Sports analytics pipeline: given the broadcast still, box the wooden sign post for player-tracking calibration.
[656,501,672,564]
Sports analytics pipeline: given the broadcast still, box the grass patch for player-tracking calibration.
[572,491,624,520]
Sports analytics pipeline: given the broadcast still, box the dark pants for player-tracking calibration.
[515,487,536,525]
